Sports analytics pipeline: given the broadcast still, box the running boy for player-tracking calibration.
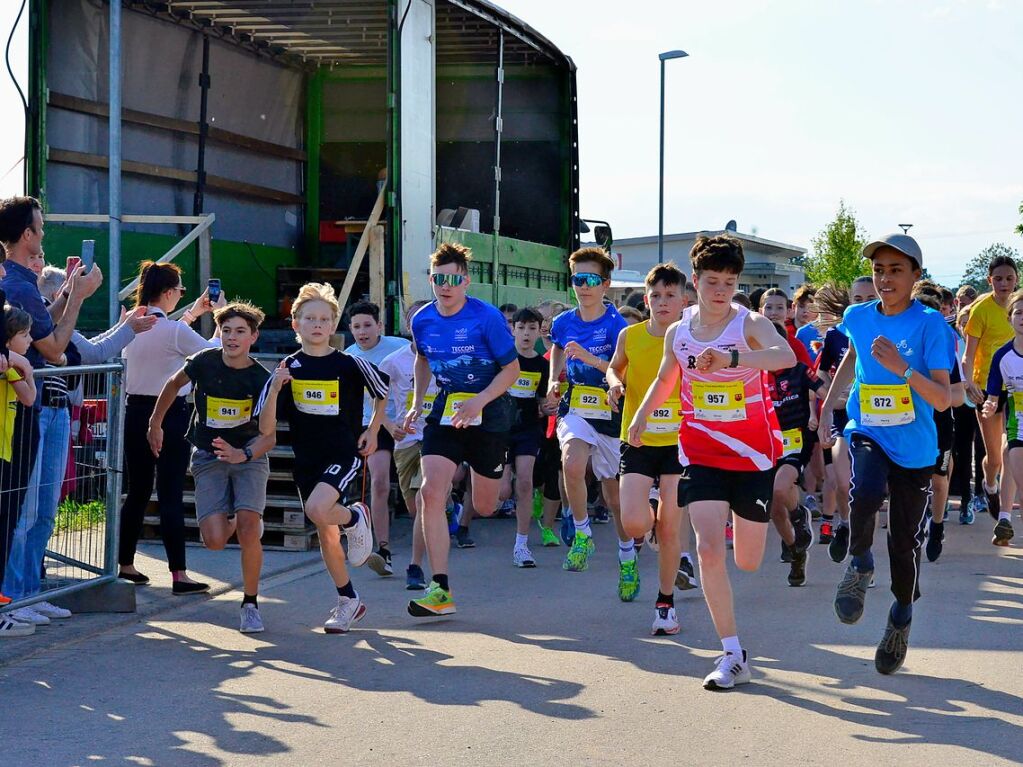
[256,283,385,634]
[148,301,275,633]
[818,233,952,675]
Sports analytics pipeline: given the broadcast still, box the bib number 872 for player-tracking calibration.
[872,396,893,409]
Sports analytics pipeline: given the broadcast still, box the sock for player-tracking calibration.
[342,507,360,529]
[999,511,1011,522]
[852,551,874,573]
[890,600,912,628]
[680,551,692,564]
[574,516,592,537]
[984,482,998,496]
[457,524,469,535]
[515,533,529,549]
[721,635,742,657]
[336,581,357,599]
[242,593,258,608]
[656,591,674,607]
[434,573,450,591]
[618,538,636,563]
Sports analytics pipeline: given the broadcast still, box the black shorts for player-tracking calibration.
[295,454,363,504]
[619,443,683,479]
[677,463,775,523]
[374,428,395,454]
[830,408,849,440]
[933,407,954,476]
[778,429,814,474]
[508,426,542,460]
[535,434,562,500]
[422,423,508,480]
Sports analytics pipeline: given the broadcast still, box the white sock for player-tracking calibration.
[515,533,529,548]
[574,516,592,537]
[721,635,742,657]
[618,538,636,563]
[999,511,1011,522]
[984,482,999,495]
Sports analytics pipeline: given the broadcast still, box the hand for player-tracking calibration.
[564,341,597,368]
[212,291,227,310]
[71,264,104,300]
[607,383,625,413]
[981,398,998,420]
[270,359,292,392]
[357,428,378,457]
[188,289,212,318]
[118,305,127,323]
[539,397,558,416]
[870,336,908,377]
[402,407,420,434]
[212,437,246,463]
[545,381,561,410]
[966,382,985,406]
[808,414,819,432]
[6,351,29,375]
[696,347,730,374]
[147,424,164,457]
[127,306,158,334]
[817,408,835,449]
[626,415,646,447]
[450,395,484,428]
[387,420,408,442]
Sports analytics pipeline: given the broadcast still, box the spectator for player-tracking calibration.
[956,285,977,313]
[499,303,518,332]
[618,306,645,325]
[117,261,224,594]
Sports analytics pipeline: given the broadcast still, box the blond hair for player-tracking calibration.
[291,282,340,321]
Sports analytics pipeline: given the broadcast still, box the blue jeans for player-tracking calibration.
[2,406,71,600]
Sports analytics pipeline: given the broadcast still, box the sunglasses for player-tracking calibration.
[430,273,466,287]
[571,272,605,288]
[175,285,187,294]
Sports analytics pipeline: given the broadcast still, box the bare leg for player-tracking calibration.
[304,483,356,588]
[690,501,735,638]
[562,439,593,525]
[514,455,537,537]
[619,473,656,540]
[833,437,852,523]
[655,476,683,596]
[235,510,263,596]
[367,449,392,548]
[419,455,458,576]
[732,514,768,572]
[770,464,800,546]
[197,514,237,551]
[977,411,1005,492]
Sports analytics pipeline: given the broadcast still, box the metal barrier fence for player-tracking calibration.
[0,363,124,612]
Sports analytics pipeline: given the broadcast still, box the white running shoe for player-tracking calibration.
[31,601,72,620]
[324,594,366,634]
[239,604,265,634]
[0,615,35,637]
[342,502,374,567]
[651,605,680,636]
[7,607,50,626]
[513,546,536,568]
[703,650,752,690]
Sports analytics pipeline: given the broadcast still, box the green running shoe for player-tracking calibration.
[618,558,640,602]
[563,531,595,571]
[539,525,561,547]
[407,581,457,617]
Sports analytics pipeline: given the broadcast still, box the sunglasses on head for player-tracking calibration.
[571,272,605,288]
[431,273,466,287]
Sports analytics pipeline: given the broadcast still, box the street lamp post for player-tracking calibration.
[659,49,688,263]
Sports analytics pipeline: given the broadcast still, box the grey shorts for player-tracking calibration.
[190,448,270,523]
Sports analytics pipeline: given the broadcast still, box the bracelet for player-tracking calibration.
[182,311,195,324]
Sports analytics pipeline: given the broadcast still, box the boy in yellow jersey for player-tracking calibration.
[608,262,693,635]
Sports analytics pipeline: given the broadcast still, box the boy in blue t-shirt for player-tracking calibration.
[818,233,953,676]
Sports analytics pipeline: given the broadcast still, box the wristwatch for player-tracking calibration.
[729,349,740,368]
[902,366,913,383]
[243,446,253,463]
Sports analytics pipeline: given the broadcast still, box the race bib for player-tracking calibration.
[440,392,481,426]
[647,405,682,434]
[569,384,611,421]
[859,384,914,427]
[294,380,340,415]
[510,371,542,399]
[692,380,745,422]
[1013,391,1023,415]
[206,396,252,429]
[405,390,436,416]
[781,428,803,457]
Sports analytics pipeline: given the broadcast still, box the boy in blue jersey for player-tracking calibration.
[819,234,953,675]
[546,248,632,596]
[403,242,520,617]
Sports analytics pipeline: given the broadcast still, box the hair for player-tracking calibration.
[348,300,380,323]
[0,196,42,247]
[732,292,752,310]
[38,265,66,302]
[793,284,816,305]
[851,275,874,287]
[134,261,183,308]
[759,287,790,309]
[499,303,519,314]
[813,283,850,318]
[430,242,472,273]
[989,255,1019,276]
[291,282,340,320]
[956,284,977,301]
[569,246,615,279]
[748,288,766,313]
[1006,288,1023,316]
[214,300,265,332]
[940,287,955,306]
[403,299,431,333]
[512,307,543,326]
[4,304,31,340]
[624,291,647,311]
[689,234,744,275]
[644,261,685,289]
[618,306,645,323]
[911,282,942,312]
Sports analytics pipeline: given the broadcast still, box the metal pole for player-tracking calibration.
[193,34,211,217]
[658,58,665,264]
[108,0,122,325]
[491,29,505,304]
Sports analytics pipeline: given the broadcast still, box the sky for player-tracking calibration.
[1,0,1021,286]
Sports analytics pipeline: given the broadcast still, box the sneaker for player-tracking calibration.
[539,525,561,547]
[788,548,807,587]
[986,491,1001,522]
[366,548,394,577]
[725,521,734,550]
[324,594,367,633]
[992,519,1014,546]
[408,581,457,617]
[651,604,680,636]
[834,563,873,624]
[447,501,463,535]
[560,513,576,546]
[829,524,850,563]
[804,494,822,520]
[563,531,595,572]
[675,556,698,591]
[31,601,71,620]
[0,615,35,637]
[592,505,610,524]
[959,500,975,526]
[971,493,989,521]
[6,606,49,626]
[618,559,640,602]
[925,520,944,562]
[343,502,374,567]
[239,604,265,634]
[819,517,834,545]
[406,564,427,590]
[875,614,911,675]
[791,505,814,552]
[0,594,10,606]
[495,499,516,518]
[455,527,476,549]
[513,546,536,568]
[779,540,794,563]
[703,650,751,691]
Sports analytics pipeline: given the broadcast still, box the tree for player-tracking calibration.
[959,243,1020,293]
[1016,201,1022,237]
[803,200,870,288]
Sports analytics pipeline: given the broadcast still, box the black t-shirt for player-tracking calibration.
[184,348,270,452]
[256,349,389,465]
[509,352,549,432]
[816,327,849,378]
[768,363,824,432]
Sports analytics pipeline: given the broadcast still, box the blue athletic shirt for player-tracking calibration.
[986,340,1023,442]
[550,302,629,437]
[796,323,822,363]
[841,299,955,468]
[411,296,517,432]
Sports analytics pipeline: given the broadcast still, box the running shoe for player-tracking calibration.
[675,555,698,591]
[788,548,807,587]
[618,559,640,602]
[703,650,751,691]
[925,520,944,562]
[560,512,576,546]
[539,525,561,547]
[0,594,10,606]
[325,594,366,633]
[651,604,680,636]
[779,540,793,564]
[959,500,975,526]
[818,517,834,545]
[447,501,463,535]
[875,614,911,675]
[803,494,822,520]
[563,531,595,572]
[455,527,476,549]
[592,505,610,524]
[513,546,537,568]
[30,601,71,620]
[366,548,394,577]
[532,493,543,521]
[0,615,35,637]
[986,490,1001,521]
[343,502,374,567]
[992,519,1014,546]
[406,564,427,590]
[644,527,659,552]
[971,493,988,521]
[239,604,265,634]
[829,524,850,563]
[725,520,734,550]
[835,563,873,625]
[791,505,814,552]
[495,499,516,518]
[407,581,456,617]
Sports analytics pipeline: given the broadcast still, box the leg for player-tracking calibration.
[977,410,1004,492]
[847,436,892,567]
[731,515,769,572]
[562,439,593,525]
[655,476,682,596]
[886,466,932,607]
[469,469,501,519]
[118,403,157,572]
[602,476,625,541]
[419,455,458,577]
[366,449,392,548]
[411,490,427,568]
[514,455,536,537]
[833,437,852,523]
[770,464,800,546]
[155,401,191,574]
[931,472,950,524]
[304,483,356,588]
[197,514,237,551]
[619,473,656,540]
[234,510,264,597]
[690,500,736,638]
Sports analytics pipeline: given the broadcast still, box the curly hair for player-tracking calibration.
[690,234,744,275]
[431,242,472,273]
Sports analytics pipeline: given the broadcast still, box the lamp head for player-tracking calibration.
[659,50,689,61]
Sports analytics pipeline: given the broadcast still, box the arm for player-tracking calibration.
[257,361,291,436]
[564,341,609,374]
[451,358,521,428]
[627,325,682,446]
[7,352,36,406]
[358,393,388,455]
[211,431,277,464]
[695,312,796,374]
[147,368,190,456]
[606,327,629,412]
[403,352,433,433]
[818,343,857,448]
[962,333,984,404]
[71,323,136,364]
[546,344,566,408]
[32,265,104,364]
[871,335,952,412]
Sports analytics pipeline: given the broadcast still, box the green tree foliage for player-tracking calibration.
[803,201,870,288]
[1016,201,1022,237]
[959,243,1021,293]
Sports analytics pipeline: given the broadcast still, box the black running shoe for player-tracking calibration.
[788,548,807,587]
[875,614,911,675]
[925,520,944,562]
[986,491,1000,522]
[791,505,814,552]
[455,527,476,549]
[992,519,1014,546]
[829,524,850,563]
[779,541,794,563]
[675,556,698,590]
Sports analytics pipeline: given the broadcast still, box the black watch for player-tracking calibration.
[243,446,253,463]
[729,349,740,368]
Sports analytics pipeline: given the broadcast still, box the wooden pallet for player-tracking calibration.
[141,520,319,551]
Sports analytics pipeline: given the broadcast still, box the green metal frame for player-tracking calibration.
[304,68,324,264]
[26,0,48,200]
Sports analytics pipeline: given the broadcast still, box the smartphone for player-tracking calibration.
[80,240,96,273]
[207,278,221,303]
[66,256,81,275]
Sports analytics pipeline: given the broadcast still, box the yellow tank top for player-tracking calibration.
[620,321,682,447]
